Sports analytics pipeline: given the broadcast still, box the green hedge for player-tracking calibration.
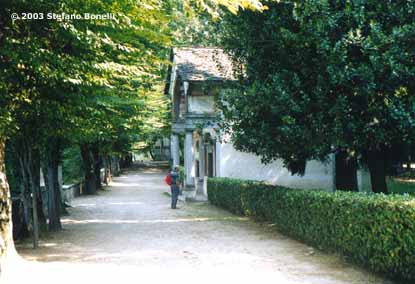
[208,177,415,280]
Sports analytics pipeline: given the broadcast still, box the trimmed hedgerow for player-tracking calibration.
[208,177,415,280]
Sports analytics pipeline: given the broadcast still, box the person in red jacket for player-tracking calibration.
[166,166,180,209]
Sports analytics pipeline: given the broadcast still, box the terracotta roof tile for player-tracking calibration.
[174,47,235,81]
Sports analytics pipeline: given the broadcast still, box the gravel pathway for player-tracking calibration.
[6,167,397,284]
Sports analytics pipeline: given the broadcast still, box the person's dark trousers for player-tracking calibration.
[171,186,180,209]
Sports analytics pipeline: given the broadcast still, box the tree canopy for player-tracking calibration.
[218,0,415,193]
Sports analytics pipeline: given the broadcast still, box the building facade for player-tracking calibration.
[166,47,368,199]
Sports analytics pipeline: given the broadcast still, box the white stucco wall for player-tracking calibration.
[218,143,335,191]
[189,96,215,113]
[357,168,372,192]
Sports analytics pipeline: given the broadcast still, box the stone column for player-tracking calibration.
[170,134,180,166]
[183,81,189,113]
[215,139,221,177]
[184,130,194,187]
[330,153,336,192]
[357,169,363,192]
[198,135,204,181]
[58,165,63,191]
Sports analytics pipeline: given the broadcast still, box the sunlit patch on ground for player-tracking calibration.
[108,181,142,187]
[61,216,249,225]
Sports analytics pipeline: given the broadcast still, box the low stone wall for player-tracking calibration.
[62,183,81,204]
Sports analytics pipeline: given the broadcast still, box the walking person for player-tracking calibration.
[166,165,180,209]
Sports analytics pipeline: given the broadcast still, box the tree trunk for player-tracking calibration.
[115,157,120,175]
[80,143,97,195]
[44,137,62,231]
[91,142,101,190]
[103,156,112,185]
[367,149,388,194]
[0,139,15,272]
[148,149,155,161]
[120,154,132,169]
[127,153,133,167]
[16,139,41,248]
[31,148,47,233]
[18,156,31,237]
[23,144,39,248]
[111,156,120,176]
[335,149,358,191]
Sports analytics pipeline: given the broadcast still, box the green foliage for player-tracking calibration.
[167,0,270,48]
[62,146,83,185]
[208,177,415,280]
[0,0,172,150]
[4,142,19,195]
[187,0,267,16]
[167,1,221,47]
[218,0,415,191]
[179,166,186,184]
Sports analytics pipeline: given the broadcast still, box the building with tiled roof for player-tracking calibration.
[173,47,235,81]
[166,47,345,200]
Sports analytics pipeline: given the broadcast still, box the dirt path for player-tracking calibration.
[5,167,396,284]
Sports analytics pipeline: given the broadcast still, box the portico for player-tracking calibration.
[166,47,233,198]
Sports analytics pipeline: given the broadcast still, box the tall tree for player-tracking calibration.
[218,0,415,193]
[0,139,14,272]
[0,0,172,260]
